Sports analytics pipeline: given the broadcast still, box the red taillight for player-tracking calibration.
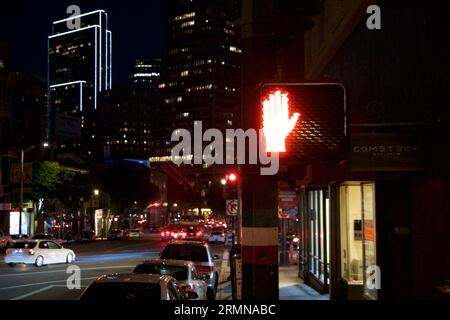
[161,232,165,237]
[196,265,214,273]
[196,231,202,237]
[27,249,35,255]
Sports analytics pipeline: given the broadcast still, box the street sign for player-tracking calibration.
[226,199,238,216]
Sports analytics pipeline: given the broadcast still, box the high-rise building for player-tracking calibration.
[150,0,241,160]
[129,58,161,91]
[48,10,112,160]
[149,0,241,212]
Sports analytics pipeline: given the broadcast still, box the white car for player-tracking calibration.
[5,240,76,267]
[129,229,144,239]
[208,230,226,244]
[133,259,208,300]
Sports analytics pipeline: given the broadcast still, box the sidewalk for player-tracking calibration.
[279,265,329,300]
[216,261,329,300]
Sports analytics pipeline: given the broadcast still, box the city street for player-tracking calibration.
[0,236,230,300]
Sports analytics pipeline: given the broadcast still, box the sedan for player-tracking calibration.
[208,230,226,244]
[79,274,193,300]
[5,240,76,267]
[134,259,208,300]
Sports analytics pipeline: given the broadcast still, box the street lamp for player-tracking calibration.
[19,142,49,236]
[93,189,100,196]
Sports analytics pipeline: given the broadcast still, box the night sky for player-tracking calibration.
[0,0,167,84]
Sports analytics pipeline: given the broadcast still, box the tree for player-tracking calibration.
[31,161,63,232]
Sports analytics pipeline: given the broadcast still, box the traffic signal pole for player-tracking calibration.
[241,0,279,299]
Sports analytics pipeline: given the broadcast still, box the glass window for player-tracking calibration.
[134,264,188,281]
[307,189,330,284]
[340,182,377,292]
[362,183,377,299]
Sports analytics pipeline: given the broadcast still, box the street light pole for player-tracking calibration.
[18,142,49,236]
[19,149,24,235]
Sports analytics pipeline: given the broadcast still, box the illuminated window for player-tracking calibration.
[229,46,241,53]
[174,12,195,21]
[180,20,195,28]
[181,71,189,77]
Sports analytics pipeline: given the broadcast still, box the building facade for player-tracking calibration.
[298,0,450,299]
[149,0,242,210]
[0,41,47,236]
[129,58,161,91]
[150,0,241,159]
[48,10,112,160]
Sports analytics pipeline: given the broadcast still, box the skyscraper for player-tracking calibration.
[129,58,162,91]
[150,0,241,160]
[48,10,112,160]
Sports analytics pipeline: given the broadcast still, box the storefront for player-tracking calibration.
[298,187,331,294]
[338,182,377,300]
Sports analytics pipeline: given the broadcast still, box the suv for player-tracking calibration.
[0,230,13,251]
[160,240,219,300]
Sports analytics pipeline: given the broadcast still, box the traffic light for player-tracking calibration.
[261,83,348,162]
[223,171,239,199]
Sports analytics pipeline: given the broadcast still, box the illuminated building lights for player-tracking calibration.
[262,90,300,153]
[52,10,106,25]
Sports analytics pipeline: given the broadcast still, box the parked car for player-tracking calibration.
[0,230,13,251]
[10,234,29,241]
[160,240,219,300]
[129,229,144,239]
[107,229,129,240]
[134,259,208,300]
[5,240,76,267]
[76,230,96,243]
[208,229,227,244]
[32,233,65,245]
[79,274,193,300]
[148,225,159,233]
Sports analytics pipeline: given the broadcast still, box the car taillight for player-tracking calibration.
[196,265,214,273]
[27,249,35,255]
[196,231,202,236]
[181,284,196,292]
[173,233,179,238]
[6,249,12,255]
[161,232,165,237]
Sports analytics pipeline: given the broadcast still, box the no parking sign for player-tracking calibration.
[226,200,238,216]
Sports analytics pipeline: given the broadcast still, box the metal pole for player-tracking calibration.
[19,149,24,235]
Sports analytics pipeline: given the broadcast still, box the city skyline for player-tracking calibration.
[0,0,167,83]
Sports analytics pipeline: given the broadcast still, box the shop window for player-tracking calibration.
[307,189,330,285]
[339,183,377,299]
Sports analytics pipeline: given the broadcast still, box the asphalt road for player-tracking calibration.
[0,236,230,300]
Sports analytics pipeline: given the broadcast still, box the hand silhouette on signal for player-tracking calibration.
[262,90,300,152]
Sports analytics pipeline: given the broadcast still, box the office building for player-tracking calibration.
[48,9,112,160]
